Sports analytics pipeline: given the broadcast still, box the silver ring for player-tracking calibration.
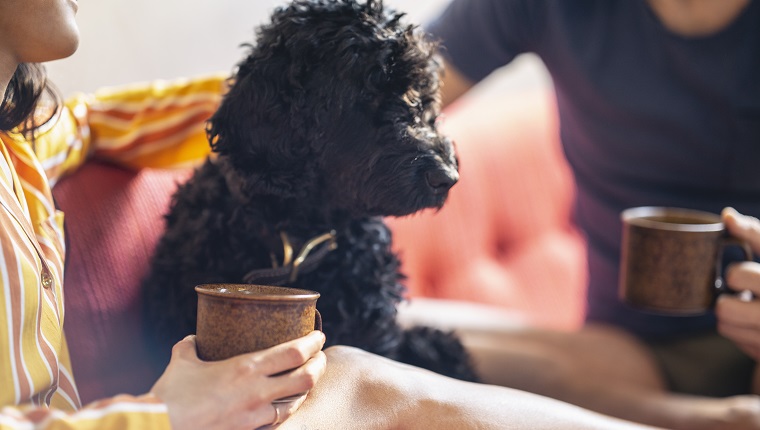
[270,403,281,427]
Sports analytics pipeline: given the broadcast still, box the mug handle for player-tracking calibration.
[715,235,754,298]
[314,309,322,332]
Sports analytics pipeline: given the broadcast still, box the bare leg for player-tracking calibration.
[461,322,760,430]
[280,346,661,430]
[398,298,760,430]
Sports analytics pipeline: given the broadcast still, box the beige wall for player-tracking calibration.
[46,0,549,98]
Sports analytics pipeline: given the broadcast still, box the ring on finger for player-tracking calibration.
[270,402,282,427]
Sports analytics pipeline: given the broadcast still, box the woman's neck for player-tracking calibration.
[646,0,751,36]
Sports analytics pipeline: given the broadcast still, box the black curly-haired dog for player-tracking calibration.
[141,0,477,382]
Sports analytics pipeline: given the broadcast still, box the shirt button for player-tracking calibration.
[41,270,53,289]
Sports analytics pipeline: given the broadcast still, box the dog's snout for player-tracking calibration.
[426,168,459,193]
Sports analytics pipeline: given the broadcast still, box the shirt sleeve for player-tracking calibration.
[34,73,228,185]
[425,0,546,82]
[1,395,172,430]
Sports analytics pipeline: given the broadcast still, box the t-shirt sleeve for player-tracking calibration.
[425,0,545,82]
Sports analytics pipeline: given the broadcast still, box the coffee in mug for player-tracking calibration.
[619,206,752,315]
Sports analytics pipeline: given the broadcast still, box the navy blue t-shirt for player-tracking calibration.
[427,0,760,340]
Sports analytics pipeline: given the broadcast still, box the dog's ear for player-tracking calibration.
[207,47,295,159]
[206,44,317,199]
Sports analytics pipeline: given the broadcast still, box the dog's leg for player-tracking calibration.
[395,325,480,382]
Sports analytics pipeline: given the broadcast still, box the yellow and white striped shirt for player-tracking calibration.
[0,74,226,429]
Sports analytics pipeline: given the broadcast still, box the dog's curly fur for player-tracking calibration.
[141,0,477,381]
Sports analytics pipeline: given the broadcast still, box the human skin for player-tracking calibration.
[280,345,663,430]
[0,0,79,88]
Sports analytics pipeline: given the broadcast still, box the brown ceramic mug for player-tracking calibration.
[195,284,321,362]
[619,207,753,315]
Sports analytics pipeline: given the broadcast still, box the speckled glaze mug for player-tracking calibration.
[619,207,753,315]
[195,284,321,362]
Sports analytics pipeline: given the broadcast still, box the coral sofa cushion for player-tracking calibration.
[388,87,587,329]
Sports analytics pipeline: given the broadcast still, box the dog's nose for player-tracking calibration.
[426,168,459,193]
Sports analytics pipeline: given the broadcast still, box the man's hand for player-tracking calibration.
[716,207,760,360]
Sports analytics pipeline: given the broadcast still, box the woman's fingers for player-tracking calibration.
[169,335,203,363]
[217,331,326,406]
[243,331,326,376]
[255,393,309,429]
[243,403,280,430]
[152,331,326,430]
[264,350,327,401]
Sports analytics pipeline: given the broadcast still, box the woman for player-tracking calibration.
[0,0,325,428]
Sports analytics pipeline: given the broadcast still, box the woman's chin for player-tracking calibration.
[33,34,80,63]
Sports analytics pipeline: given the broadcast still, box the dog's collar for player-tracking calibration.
[243,230,338,286]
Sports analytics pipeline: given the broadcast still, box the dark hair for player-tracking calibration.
[0,63,61,135]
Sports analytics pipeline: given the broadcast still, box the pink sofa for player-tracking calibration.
[55,86,587,404]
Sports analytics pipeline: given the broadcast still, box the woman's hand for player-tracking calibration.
[150,330,326,430]
[716,207,760,360]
